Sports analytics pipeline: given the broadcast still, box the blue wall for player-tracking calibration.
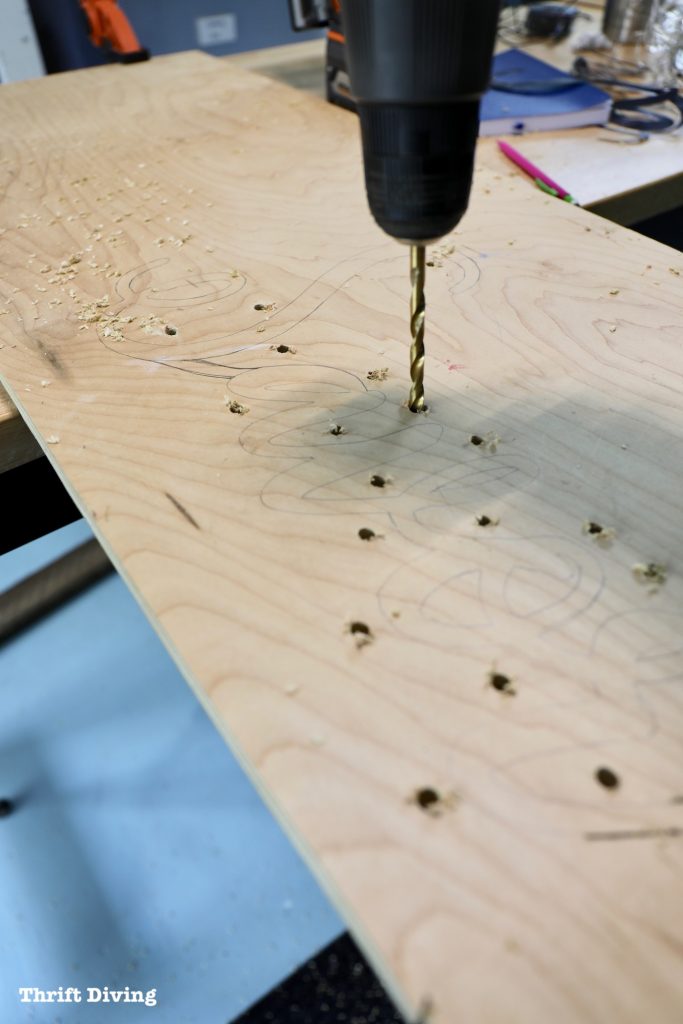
[28,0,323,73]
[122,0,321,56]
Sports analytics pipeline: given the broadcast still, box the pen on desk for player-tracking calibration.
[497,139,579,205]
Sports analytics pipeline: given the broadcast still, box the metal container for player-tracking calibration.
[603,0,656,43]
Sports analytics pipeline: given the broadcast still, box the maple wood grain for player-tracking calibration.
[1,52,682,1024]
[2,6,680,476]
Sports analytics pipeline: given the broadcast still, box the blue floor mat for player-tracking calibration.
[0,522,342,1024]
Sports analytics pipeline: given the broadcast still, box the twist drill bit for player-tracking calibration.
[408,244,426,412]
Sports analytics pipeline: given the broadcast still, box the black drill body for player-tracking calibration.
[342,0,501,244]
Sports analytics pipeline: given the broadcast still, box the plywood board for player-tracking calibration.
[0,6,679,479]
[1,52,682,1024]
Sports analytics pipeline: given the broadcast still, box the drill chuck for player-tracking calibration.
[343,0,501,244]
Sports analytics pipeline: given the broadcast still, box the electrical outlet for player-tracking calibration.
[196,13,238,47]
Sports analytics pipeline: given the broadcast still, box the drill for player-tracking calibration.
[342,0,501,411]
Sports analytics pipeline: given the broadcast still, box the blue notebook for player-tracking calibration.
[479,49,611,135]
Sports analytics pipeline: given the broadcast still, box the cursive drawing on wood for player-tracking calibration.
[1,52,683,1024]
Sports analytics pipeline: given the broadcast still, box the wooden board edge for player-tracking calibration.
[0,376,421,1024]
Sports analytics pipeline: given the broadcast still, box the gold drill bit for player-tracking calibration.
[408,244,426,412]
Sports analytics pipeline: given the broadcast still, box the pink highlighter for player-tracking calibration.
[497,139,578,204]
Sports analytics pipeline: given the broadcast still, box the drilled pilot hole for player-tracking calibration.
[595,767,620,790]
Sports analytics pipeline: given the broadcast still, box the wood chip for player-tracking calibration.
[632,562,667,589]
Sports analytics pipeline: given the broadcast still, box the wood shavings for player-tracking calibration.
[632,562,667,590]
[47,253,83,285]
[77,296,111,323]
[77,295,134,342]
[476,514,499,527]
[102,312,135,341]
[608,325,617,333]
[46,434,60,444]
[139,314,165,335]
[226,398,249,415]
[669,267,680,276]
[582,521,616,545]
[470,431,500,453]
[367,367,389,381]
[609,288,620,295]
[427,243,455,268]
[87,260,121,280]
[40,379,52,387]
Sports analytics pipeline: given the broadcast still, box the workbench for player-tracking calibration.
[1,40,682,1024]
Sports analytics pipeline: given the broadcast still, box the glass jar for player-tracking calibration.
[647,0,683,85]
